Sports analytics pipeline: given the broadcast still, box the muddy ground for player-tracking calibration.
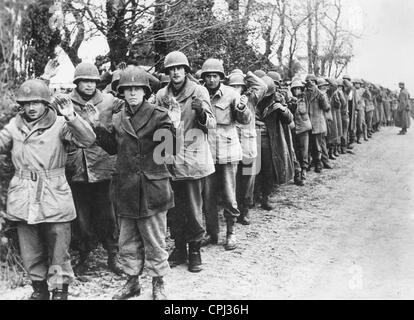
[2,126,414,300]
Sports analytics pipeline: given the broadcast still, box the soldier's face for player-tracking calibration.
[23,101,47,120]
[354,83,361,89]
[77,80,97,96]
[168,66,186,86]
[292,87,302,96]
[204,73,221,90]
[124,86,145,106]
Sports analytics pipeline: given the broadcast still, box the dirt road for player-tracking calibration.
[2,126,414,300]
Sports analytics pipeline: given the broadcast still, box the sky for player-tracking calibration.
[346,0,414,91]
[53,0,414,93]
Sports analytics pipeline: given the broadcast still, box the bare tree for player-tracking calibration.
[318,0,357,77]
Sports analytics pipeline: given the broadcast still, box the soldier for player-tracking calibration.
[383,89,392,126]
[397,82,411,135]
[93,66,178,300]
[342,75,357,148]
[326,78,342,160]
[65,62,122,276]
[290,80,312,185]
[304,74,330,173]
[353,78,368,143]
[317,78,333,169]
[255,76,294,209]
[156,51,216,272]
[228,70,267,225]
[364,83,375,138]
[337,79,350,154]
[268,71,301,186]
[0,80,96,300]
[201,58,251,251]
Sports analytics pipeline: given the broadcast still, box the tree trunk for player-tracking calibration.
[106,0,129,69]
[307,0,313,74]
[153,0,168,71]
[61,1,84,66]
[276,0,286,67]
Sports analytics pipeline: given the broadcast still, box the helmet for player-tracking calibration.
[337,79,344,87]
[267,71,282,83]
[253,70,266,78]
[16,79,51,105]
[352,78,362,84]
[326,78,337,86]
[399,82,405,86]
[305,74,317,82]
[117,66,152,97]
[195,70,202,79]
[200,58,225,79]
[73,62,100,84]
[164,51,190,72]
[343,75,351,81]
[261,76,276,97]
[228,73,246,87]
[229,68,244,76]
[317,77,329,87]
[290,80,304,89]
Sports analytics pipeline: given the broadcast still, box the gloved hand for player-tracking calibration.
[191,97,206,123]
[191,97,203,114]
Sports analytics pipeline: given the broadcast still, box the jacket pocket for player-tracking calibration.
[214,103,232,125]
[144,175,174,211]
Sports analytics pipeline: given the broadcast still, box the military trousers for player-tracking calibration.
[293,130,310,170]
[70,180,118,255]
[118,212,169,277]
[236,158,257,210]
[169,178,206,244]
[204,163,240,236]
[17,222,74,290]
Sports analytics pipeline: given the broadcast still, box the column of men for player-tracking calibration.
[0,50,410,300]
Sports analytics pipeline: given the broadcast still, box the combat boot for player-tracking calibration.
[107,252,123,276]
[237,206,251,225]
[261,195,275,211]
[323,162,333,169]
[188,242,202,273]
[301,169,307,181]
[328,147,336,160]
[74,251,90,276]
[294,171,304,186]
[112,275,141,300]
[51,284,69,300]
[168,240,187,267]
[224,218,237,251]
[333,145,340,157]
[315,162,322,173]
[200,233,219,247]
[29,281,50,300]
[152,276,167,300]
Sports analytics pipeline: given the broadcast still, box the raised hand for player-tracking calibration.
[84,102,100,127]
[42,58,60,80]
[239,95,248,109]
[168,97,181,128]
[53,95,75,120]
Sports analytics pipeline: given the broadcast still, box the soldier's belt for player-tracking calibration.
[14,168,66,182]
